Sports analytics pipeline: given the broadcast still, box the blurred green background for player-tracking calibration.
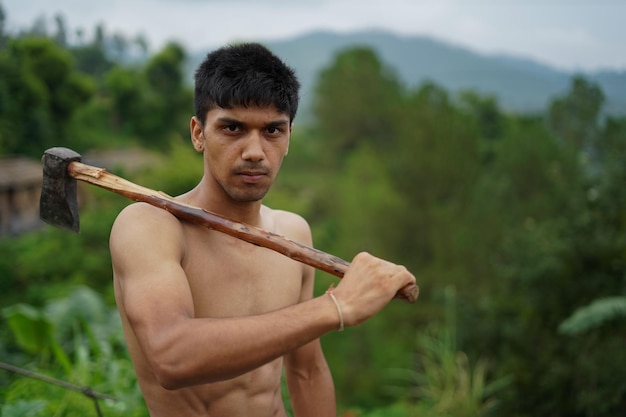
[1,3,625,416]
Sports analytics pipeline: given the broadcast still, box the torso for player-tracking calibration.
[115,205,307,416]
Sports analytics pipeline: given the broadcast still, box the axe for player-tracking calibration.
[39,147,419,303]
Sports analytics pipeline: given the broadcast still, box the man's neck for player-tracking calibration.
[177,181,264,226]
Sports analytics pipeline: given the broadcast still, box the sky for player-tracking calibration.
[3,0,626,72]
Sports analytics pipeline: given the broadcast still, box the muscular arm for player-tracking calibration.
[111,203,339,390]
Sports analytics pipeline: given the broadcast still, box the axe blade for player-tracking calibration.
[39,147,82,233]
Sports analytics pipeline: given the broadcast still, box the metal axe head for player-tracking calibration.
[39,147,82,233]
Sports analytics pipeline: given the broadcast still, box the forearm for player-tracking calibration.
[287,362,336,417]
[134,295,339,389]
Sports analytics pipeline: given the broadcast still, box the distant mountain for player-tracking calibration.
[188,30,626,120]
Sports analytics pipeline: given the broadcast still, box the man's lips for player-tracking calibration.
[235,170,269,184]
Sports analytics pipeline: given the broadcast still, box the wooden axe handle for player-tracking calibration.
[68,161,419,303]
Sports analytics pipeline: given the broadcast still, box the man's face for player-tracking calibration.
[191,105,291,203]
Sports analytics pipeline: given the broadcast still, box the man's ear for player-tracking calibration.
[285,123,293,156]
[190,116,205,152]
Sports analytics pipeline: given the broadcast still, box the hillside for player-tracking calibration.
[188,29,626,120]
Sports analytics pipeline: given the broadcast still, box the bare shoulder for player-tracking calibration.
[263,206,312,246]
[110,202,185,259]
[112,202,181,234]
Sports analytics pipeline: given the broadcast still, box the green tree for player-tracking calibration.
[387,82,481,278]
[110,32,129,61]
[52,14,68,47]
[94,24,105,50]
[0,2,6,48]
[461,87,626,416]
[71,44,113,79]
[313,47,404,162]
[135,41,192,148]
[0,36,94,156]
[459,92,504,142]
[133,34,150,59]
[548,76,604,150]
[104,65,147,132]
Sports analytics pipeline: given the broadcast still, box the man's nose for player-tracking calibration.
[241,132,265,161]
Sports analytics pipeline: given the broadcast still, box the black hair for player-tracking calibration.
[194,43,300,125]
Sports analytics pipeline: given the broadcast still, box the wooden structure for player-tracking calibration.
[0,157,43,237]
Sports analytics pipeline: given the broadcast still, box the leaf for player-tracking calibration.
[559,296,626,335]
[0,399,47,417]
[2,304,53,355]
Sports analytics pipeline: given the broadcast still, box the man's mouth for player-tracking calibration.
[235,168,270,184]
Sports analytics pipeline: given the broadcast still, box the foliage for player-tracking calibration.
[1,400,47,417]
[1,287,147,417]
[313,46,404,162]
[134,137,203,195]
[559,296,626,335]
[0,36,94,156]
[128,42,192,149]
[548,75,605,150]
[0,31,191,158]
[383,287,510,417]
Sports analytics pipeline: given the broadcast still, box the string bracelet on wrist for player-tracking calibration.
[326,283,344,332]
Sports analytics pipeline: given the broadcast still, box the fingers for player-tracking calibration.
[333,252,417,327]
[355,252,415,290]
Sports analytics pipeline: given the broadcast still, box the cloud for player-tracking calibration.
[4,0,626,71]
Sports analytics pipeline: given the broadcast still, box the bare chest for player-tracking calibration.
[181,227,304,318]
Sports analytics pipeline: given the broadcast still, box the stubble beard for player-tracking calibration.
[225,185,270,203]
[217,178,272,203]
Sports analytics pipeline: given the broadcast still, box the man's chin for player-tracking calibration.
[227,188,269,203]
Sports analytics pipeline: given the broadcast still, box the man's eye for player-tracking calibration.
[223,124,240,132]
[267,127,281,135]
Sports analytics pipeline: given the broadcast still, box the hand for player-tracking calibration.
[331,252,416,327]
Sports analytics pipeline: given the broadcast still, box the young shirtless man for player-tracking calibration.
[110,43,416,417]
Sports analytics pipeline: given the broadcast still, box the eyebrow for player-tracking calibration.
[216,117,289,128]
